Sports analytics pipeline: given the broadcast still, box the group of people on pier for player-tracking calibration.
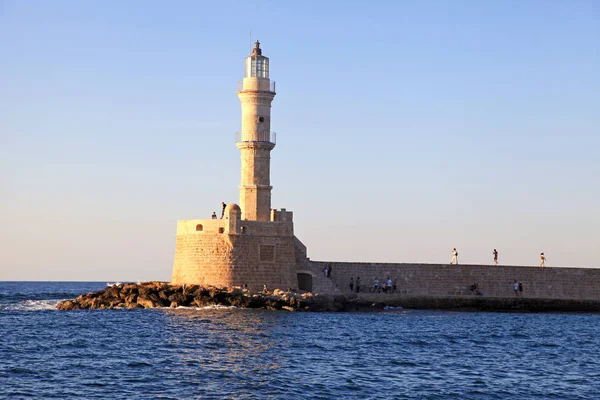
[449,248,547,267]
[348,277,398,294]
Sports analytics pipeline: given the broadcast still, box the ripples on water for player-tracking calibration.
[1,282,600,399]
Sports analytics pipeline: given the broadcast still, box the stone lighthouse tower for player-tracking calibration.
[236,40,276,221]
[171,40,304,292]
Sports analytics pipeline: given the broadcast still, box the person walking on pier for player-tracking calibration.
[540,253,546,267]
[355,277,361,293]
[513,280,519,296]
[221,202,227,219]
[349,277,354,292]
[493,249,498,265]
[372,278,380,293]
[450,248,459,265]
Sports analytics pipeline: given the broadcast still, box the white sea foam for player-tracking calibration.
[167,304,239,311]
[197,305,239,310]
[2,299,61,311]
[384,306,405,311]
[169,304,240,311]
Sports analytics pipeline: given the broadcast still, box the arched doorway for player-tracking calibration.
[297,273,312,292]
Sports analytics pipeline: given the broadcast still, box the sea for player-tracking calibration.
[1,282,599,400]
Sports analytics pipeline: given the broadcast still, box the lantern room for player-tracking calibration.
[245,40,269,79]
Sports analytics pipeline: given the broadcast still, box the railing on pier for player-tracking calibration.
[237,80,276,93]
[235,131,276,145]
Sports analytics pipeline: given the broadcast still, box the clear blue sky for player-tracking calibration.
[1,1,599,281]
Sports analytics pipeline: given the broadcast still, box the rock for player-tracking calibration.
[168,293,192,307]
[109,299,123,308]
[158,290,170,301]
[124,293,138,306]
[137,296,155,309]
[122,283,138,293]
[57,283,348,313]
[185,284,200,294]
[56,300,76,310]
[196,288,211,298]
[193,297,211,308]
[90,298,109,309]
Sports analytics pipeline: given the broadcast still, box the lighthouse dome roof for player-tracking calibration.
[226,203,241,213]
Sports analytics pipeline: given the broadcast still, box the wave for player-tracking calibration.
[383,306,405,311]
[0,299,61,311]
[169,305,240,311]
[196,304,239,310]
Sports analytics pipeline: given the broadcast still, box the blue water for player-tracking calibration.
[1,282,600,399]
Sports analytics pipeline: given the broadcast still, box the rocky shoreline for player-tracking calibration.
[56,282,600,313]
[55,281,381,312]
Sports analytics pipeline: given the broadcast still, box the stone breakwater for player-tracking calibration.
[55,282,378,312]
[55,282,600,312]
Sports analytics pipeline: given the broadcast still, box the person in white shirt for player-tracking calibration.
[450,248,458,265]
[373,278,380,293]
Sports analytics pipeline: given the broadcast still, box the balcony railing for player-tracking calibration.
[237,80,276,93]
[235,131,276,145]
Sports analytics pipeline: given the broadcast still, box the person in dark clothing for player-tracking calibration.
[221,202,227,219]
[349,277,354,292]
[327,266,332,278]
[493,249,499,265]
[355,277,361,293]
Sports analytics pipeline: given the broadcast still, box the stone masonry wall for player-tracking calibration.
[171,217,297,292]
[294,238,339,294]
[229,234,297,292]
[171,233,234,286]
[306,261,600,300]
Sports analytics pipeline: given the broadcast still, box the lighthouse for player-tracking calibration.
[236,40,276,221]
[171,40,302,292]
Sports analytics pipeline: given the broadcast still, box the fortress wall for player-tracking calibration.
[229,235,297,292]
[176,219,224,234]
[171,219,297,291]
[171,232,234,286]
[294,237,338,294]
[307,261,600,300]
[229,220,297,291]
[241,220,293,236]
